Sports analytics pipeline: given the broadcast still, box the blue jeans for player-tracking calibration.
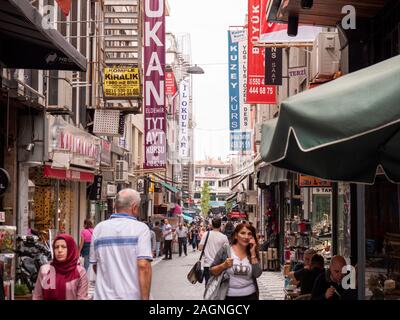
[156,242,161,257]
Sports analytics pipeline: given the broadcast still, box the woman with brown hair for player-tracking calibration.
[209,222,262,300]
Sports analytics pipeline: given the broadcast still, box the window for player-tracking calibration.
[208,181,215,187]
[195,168,201,175]
[195,180,201,188]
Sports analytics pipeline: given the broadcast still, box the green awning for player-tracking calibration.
[158,180,179,193]
[261,54,400,184]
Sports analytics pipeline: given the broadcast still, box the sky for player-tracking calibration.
[166,0,247,161]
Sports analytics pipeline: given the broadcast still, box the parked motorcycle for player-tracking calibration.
[15,235,52,292]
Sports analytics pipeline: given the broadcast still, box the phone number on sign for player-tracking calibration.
[248,86,273,95]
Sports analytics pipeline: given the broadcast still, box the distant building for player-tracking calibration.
[193,158,232,208]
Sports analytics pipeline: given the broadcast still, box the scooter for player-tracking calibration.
[15,235,52,292]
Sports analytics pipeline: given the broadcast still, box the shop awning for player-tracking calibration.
[158,180,179,193]
[225,192,238,202]
[260,54,400,184]
[0,0,86,71]
[257,165,287,187]
[43,165,94,183]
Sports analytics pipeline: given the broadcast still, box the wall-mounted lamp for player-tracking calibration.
[301,0,313,9]
[26,142,35,152]
[186,64,205,75]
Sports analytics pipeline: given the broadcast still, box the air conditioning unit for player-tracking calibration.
[310,32,340,82]
[114,160,129,182]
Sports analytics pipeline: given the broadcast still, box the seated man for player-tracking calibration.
[311,255,356,300]
[298,254,325,295]
[288,249,316,286]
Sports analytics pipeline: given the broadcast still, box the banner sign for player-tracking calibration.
[246,0,276,104]
[299,175,332,188]
[259,0,322,44]
[179,79,189,158]
[100,139,111,166]
[228,31,240,131]
[265,47,282,85]
[144,0,166,169]
[165,71,177,96]
[89,175,103,201]
[238,34,251,131]
[230,131,252,152]
[103,67,140,99]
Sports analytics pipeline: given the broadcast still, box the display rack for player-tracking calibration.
[284,219,312,267]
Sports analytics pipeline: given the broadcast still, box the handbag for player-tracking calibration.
[203,244,231,300]
[187,231,210,284]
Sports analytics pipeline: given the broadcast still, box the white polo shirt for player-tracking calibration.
[89,213,153,300]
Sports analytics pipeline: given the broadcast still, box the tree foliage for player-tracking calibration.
[200,181,211,217]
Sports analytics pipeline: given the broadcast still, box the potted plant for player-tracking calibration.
[14,283,32,300]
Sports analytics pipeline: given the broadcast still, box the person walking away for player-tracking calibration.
[153,221,163,257]
[0,262,5,300]
[147,223,157,258]
[223,220,235,243]
[79,219,94,271]
[209,223,262,300]
[176,223,189,256]
[33,234,88,300]
[89,188,152,300]
[162,219,173,260]
[198,218,229,285]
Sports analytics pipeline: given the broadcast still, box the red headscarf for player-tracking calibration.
[42,234,80,300]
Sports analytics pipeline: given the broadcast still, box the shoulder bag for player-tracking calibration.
[187,231,210,284]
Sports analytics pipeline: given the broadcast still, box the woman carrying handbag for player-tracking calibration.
[206,223,262,300]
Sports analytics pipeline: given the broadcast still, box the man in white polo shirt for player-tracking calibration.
[89,188,152,300]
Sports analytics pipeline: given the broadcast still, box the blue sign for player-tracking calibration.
[230,131,252,152]
[228,31,240,131]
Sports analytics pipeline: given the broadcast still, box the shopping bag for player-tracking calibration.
[187,260,203,284]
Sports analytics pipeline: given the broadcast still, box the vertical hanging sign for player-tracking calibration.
[179,79,189,158]
[144,0,166,169]
[265,47,282,85]
[238,32,251,131]
[228,31,240,131]
[246,0,276,104]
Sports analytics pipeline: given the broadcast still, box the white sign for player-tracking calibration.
[107,184,117,197]
[179,79,190,158]
[288,67,308,79]
[0,211,5,223]
[238,37,251,131]
[230,29,247,43]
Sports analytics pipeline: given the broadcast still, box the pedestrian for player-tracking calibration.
[78,219,94,271]
[162,218,173,260]
[146,223,157,258]
[176,223,188,256]
[160,220,165,256]
[89,188,153,300]
[223,220,235,243]
[199,218,229,285]
[33,234,88,300]
[153,221,163,257]
[209,222,262,300]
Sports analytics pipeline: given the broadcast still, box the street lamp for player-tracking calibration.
[186,64,205,74]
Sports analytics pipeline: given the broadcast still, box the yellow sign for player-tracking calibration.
[104,67,140,98]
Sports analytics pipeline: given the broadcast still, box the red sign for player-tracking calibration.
[165,71,176,96]
[228,212,247,219]
[144,0,166,169]
[299,175,332,188]
[44,165,94,183]
[246,0,276,104]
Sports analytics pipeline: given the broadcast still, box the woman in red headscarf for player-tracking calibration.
[32,234,88,300]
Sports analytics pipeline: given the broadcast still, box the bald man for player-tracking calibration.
[311,255,351,300]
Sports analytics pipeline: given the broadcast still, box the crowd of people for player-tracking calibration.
[0,187,353,301]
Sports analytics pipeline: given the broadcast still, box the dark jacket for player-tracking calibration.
[210,245,262,299]
[311,270,356,300]
[0,264,5,300]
